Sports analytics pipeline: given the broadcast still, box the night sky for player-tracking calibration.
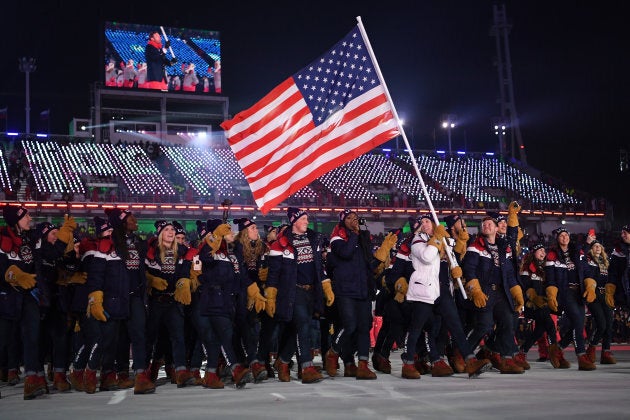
[1,1,628,220]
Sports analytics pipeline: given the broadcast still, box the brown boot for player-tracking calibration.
[372,353,392,374]
[485,349,502,370]
[325,348,339,377]
[265,361,275,379]
[356,360,376,380]
[133,371,156,394]
[499,357,524,374]
[175,369,195,388]
[250,362,268,383]
[217,355,228,379]
[414,357,432,375]
[7,369,20,385]
[449,348,466,373]
[148,360,162,383]
[53,372,71,392]
[117,371,134,389]
[586,345,596,363]
[165,364,174,380]
[274,359,291,382]
[68,369,84,391]
[168,368,177,384]
[23,375,46,400]
[191,369,204,386]
[84,369,97,394]
[298,364,323,378]
[549,344,570,369]
[601,350,617,365]
[100,371,119,391]
[513,352,531,370]
[301,366,323,384]
[202,371,224,389]
[431,360,454,377]
[465,357,492,378]
[578,354,597,371]
[231,364,252,388]
[39,375,49,394]
[344,363,357,377]
[402,362,421,379]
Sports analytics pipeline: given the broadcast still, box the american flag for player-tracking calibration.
[221,24,400,214]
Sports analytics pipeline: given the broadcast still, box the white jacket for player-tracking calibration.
[406,233,441,304]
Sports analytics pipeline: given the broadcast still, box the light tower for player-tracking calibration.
[441,114,456,155]
[490,4,527,164]
[18,57,37,134]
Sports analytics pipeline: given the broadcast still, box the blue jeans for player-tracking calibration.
[558,288,586,354]
[434,287,475,358]
[86,318,119,372]
[21,295,42,373]
[0,316,20,372]
[402,301,434,362]
[234,307,260,364]
[278,287,314,366]
[374,299,410,358]
[332,296,373,361]
[467,286,516,357]
[146,298,187,369]
[190,295,239,370]
[257,312,280,363]
[522,306,557,353]
[587,291,613,350]
[40,304,70,370]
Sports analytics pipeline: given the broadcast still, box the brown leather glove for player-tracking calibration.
[265,286,277,317]
[507,201,521,228]
[394,277,408,303]
[450,266,463,279]
[68,271,87,285]
[87,291,107,322]
[58,215,77,244]
[374,232,398,262]
[205,223,232,254]
[453,226,469,259]
[189,267,201,292]
[604,283,616,308]
[146,272,168,292]
[258,267,268,282]
[5,265,36,289]
[583,278,597,303]
[510,285,524,312]
[246,282,266,313]
[546,286,559,312]
[322,279,335,306]
[526,288,546,308]
[466,278,488,308]
[427,236,444,254]
[433,224,449,240]
[174,278,192,305]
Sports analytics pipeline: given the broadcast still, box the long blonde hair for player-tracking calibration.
[158,231,178,262]
[236,230,267,265]
[589,244,609,271]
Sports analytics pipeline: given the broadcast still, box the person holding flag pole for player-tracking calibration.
[354,17,468,300]
[145,29,177,91]
[353,17,492,380]
[160,26,176,61]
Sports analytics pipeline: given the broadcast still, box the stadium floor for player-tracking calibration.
[2,346,629,419]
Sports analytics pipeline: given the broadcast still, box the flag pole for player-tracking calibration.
[356,16,467,299]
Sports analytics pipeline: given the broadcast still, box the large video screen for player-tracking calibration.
[104,21,221,94]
